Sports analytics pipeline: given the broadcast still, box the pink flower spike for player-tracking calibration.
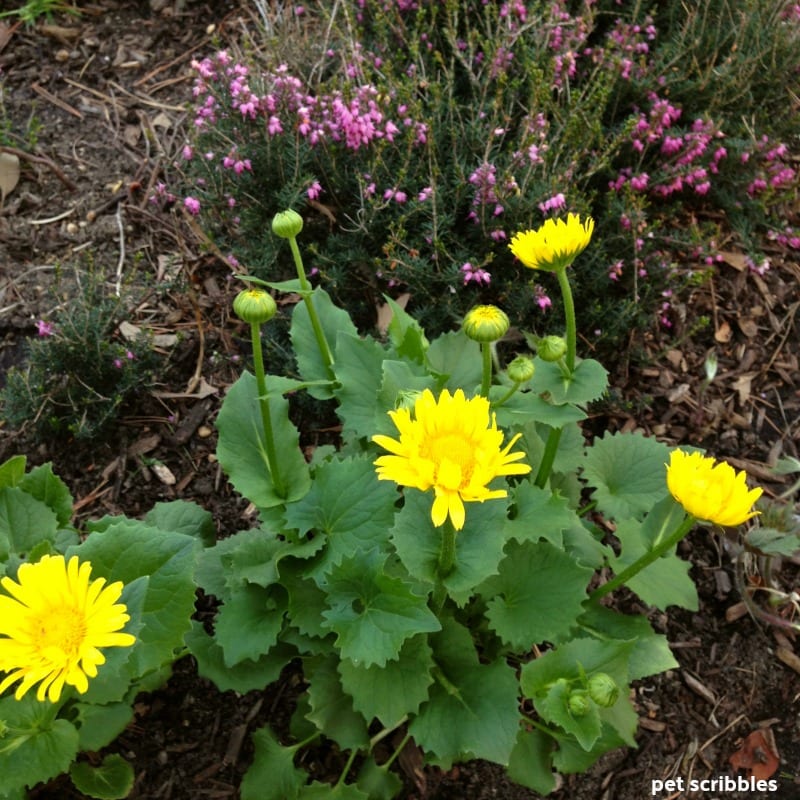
[36,320,55,337]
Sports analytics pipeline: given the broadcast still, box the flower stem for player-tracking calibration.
[432,520,457,613]
[491,382,521,408]
[535,267,577,488]
[589,515,696,602]
[480,342,493,397]
[556,267,577,372]
[250,321,286,499]
[287,235,335,377]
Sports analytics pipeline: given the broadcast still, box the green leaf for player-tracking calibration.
[304,654,370,750]
[69,754,134,800]
[356,757,403,800]
[746,527,800,556]
[216,371,311,508]
[338,634,434,725]
[384,295,429,363]
[391,491,508,606]
[0,455,26,488]
[507,728,557,795]
[575,604,678,681]
[495,391,587,429]
[520,638,638,749]
[551,722,628,774]
[332,332,388,441]
[0,486,59,559]
[215,583,286,666]
[506,483,581,548]
[321,553,440,667]
[376,360,435,435]
[19,463,73,528]
[283,456,396,576]
[144,500,215,547]
[298,783,370,799]
[611,497,697,611]
[68,520,198,681]
[425,330,482,391]
[0,693,79,795]
[74,702,134,752]
[532,357,608,405]
[240,726,307,800]
[538,678,601,750]
[184,621,295,693]
[291,288,357,398]
[409,618,519,768]
[482,540,593,649]
[582,431,671,520]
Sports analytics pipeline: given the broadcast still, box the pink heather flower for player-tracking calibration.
[630,173,649,191]
[538,192,566,213]
[460,262,491,286]
[184,196,201,215]
[126,350,135,360]
[608,260,624,281]
[227,254,240,268]
[307,181,323,200]
[418,186,433,202]
[182,145,193,160]
[36,320,54,337]
[534,285,552,311]
[268,115,283,136]
[113,358,123,369]
[490,230,507,241]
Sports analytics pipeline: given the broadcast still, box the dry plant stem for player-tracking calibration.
[249,320,286,499]
[589,515,696,602]
[287,235,335,377]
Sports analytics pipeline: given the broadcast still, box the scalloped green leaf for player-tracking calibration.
[304,654,370,750]
[291,287,357,398]
[69,754,133,800]
[216,371,310,509]
[611,497,697,611]
[0,455,26,489]
[481,540,593,649]
[391,490,508,606]
[0,486,59,560]
[409,618,519,768]
[425,330,482,390]
[384,295,429,363]
[582,431,671,520]
[506,483,581,548]
[338,634,434,725]
[19,462,73,528]
[0,693,79,796]
[241,726,307,800]
[321,553,440,667]
[332,332,388,441]
[507,728,557,795]
[532,357,608,405]
[144,500,215,547]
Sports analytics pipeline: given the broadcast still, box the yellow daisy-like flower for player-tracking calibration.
[509,213,594,272]
[0,554,136,703]
[666,449,763,527]
[372,388,531,530]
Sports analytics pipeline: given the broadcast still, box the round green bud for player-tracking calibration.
[272,209,304,239]
[567,690,591,718]
[463,305,510,343]
[507,355,535,384]
[233,288,277,324]
[537,335,567,362]
[587,673,619,708]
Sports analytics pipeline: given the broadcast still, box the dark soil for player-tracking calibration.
[1,3,799,799]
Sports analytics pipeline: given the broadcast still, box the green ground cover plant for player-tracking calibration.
[170,0,799,349]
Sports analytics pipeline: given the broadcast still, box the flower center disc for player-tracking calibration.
[423,434,476,489]
[34,604,86,660]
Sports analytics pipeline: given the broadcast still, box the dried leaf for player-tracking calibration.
[0,152,20,204]
[737,317,758,338]
[720,251,748,271]
[729,729,780,781]
[152,112,173,129]
[714,320,732,343]
[376,292,411,334]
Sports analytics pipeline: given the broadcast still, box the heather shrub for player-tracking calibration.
[172,0,799,348]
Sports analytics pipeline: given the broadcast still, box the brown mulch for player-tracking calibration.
[1,2,799,799]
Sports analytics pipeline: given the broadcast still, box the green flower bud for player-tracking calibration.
[463,305,510,343]
[507,355,535,384]
[587,673,619,708]
[272,209,304,239]
[537,335,567,362]
[233,288,277,324]
[567,690,591,718]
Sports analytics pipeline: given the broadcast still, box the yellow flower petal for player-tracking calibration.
[372,388,531,530]
[509,213,594,272]
[0,554,136,702]
[666,449,762,526]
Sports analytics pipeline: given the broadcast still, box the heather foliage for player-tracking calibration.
[174,0,799,344]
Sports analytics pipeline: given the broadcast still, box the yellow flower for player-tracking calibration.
[372,388,531,530]
[0,555,136,702]
[509,213,594,272]
[666,449,763,526]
